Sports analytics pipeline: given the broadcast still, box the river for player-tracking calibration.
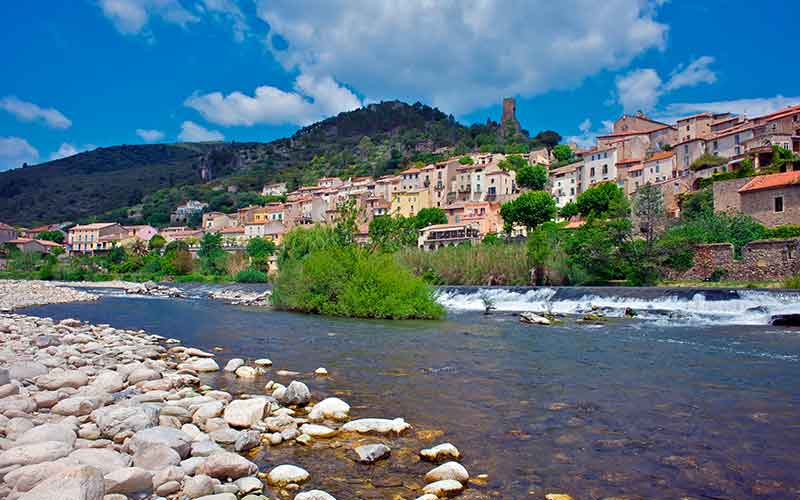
[21,285,800,499]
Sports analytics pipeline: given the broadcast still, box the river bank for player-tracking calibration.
[0,281,494,500]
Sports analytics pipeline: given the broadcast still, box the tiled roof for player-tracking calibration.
[677,112,713,121]
[400,167,420,174]
[757,104,800,122]
[598,125,670,138]
[738,171,800,193]
[616,158,643,165]
[70,222,118,231]
[647,151,675,162]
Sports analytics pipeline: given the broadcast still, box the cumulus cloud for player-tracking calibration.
[184,73,362,127]
[136,128,165,142]
[663,56,717,92]
[49,143,95,161]
[654,94,800,123]
[98,0,198,36]
[615,56,717,113]
[179,121,224,142]
[0,96,71,129]
[565,118,615,148]
[0,137,39,171]
[198,0,249,42]
[256,0,668,114]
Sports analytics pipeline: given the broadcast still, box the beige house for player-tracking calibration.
[738,171,800,227]
[261,182,288,197]
[68,223,128,253]
[203,212,238,232]
[581,146,618,188]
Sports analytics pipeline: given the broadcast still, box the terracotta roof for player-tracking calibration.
[738,171,800,193]
[8,238,62,248]
[564,220,586,229]
[0,222,15,231]
[647,151,675,162]
[422,223,477,231]
[400,167,420,174]
[677,112,713,122]
[70,222,118,231]
[711,124,754,140]
[672,137,707,148]
[221,226,244,234]
[598,125,670,138]
[628,165,644,172]
[757,104,800,122]
[616,158,643,166]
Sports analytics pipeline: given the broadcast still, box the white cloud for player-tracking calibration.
[565,118,615,148]
[199,0,249,42]
[664,56,716,92]
[0,137,39,171]
[655,94,800,123]
[49,143,96,161]
[99,0,198,36]
[179,121,224,142]
[0,96,71,129]
[136,128,165,142]
[615,56,717,112]
[256,0,668,115]
[184,73,362,127]
[615,69,663,113]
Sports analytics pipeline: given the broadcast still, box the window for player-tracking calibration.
[603,152,608,159]
[735,146,741,155]
[590,167,596,177]
[775,196,784,213]
[602,164,608,174]
[735,134,740,145]
[713,140,718,150]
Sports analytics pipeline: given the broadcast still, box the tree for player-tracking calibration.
[458,156,474,165]
[576,182,629,218]
[369,216,416,252]
[680,188,713,220]
[533,130,561,151]
[633,183,665,248]
[37,231,64,243]
[198,232,226,275]
[559,201,578,220]
[148,234,166,252]
[498,154,527,171]
[129,239,149,257]
[552,144,574,163]
[690,153,726,171]
[246,237,276,259]
[768,144,800,171]
[414,208,447,229]
[500,191,557,232]
[517,164,548,190]
[187,211,203,229]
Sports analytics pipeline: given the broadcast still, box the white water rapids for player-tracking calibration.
[436,287,800,326]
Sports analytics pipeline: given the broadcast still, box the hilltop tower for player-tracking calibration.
[500,97,521,136]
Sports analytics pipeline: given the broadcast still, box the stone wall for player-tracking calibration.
[669,238,800,282]
[712,177,752,213]
[740,185,800,227]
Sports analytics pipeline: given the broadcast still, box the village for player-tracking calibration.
[1,99,799,268]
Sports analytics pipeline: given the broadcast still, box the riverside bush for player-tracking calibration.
[397,242,531,285]
[234,269,269,283]
[272,244,444,320]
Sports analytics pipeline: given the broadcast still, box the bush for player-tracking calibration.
[783,274,800,289]
[273,247,444,320]
[235,269,269,283]
[767,224,800,239]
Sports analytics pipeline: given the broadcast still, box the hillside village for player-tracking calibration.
[1,99,799,263]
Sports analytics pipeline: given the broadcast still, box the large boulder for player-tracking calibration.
[18,465,105,500]
[6,361,48,381]
[267,464,310,485]
[3,460,74,493]
[424,461,469,483]
[129,426,193,458]
[223,359,245,372]
[341,418,411,435]
[0,441,72,468]
[13,423,77,447]
[295,491,336,500]
[133,444,181,471]
[422,479,464,497]
[276,381,310,406]
[36,370,89,390]
[223,399,267,428]
[182,474,216,498]
[202,451,258,480]
[104,467,154,495]
[68,448,132,476]
[90,371,125,393]
[92,404,159,438]
[308,398,350,422]
[127,367,161,385]
[51,396,106,416]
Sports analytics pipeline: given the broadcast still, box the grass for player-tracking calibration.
[397,243,531,286]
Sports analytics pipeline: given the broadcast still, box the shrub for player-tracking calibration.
[767,224,800,239]
[273,247,444,320]
[783,274,800,289]
[235,269,269,283]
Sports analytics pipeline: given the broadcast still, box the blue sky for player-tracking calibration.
[1,0,798,171]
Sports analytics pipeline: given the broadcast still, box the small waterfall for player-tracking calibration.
[435,287,800,326]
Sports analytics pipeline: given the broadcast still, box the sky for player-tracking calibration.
[1,0,799,171]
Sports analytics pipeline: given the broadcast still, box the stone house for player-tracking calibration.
[580,146,618,189]
[738,171,800,227]
[676,113,714,142]
[485,169,517,204]
[68,223,128,253]
[123,225,157,242]
[712,177,752,213]
[244,221,287,244]
[6,238,63,254]
[0,223,17,244]
[675,137,707,179]
[171,200,208,224]
[202,212,238,232]
[399,168,422,191]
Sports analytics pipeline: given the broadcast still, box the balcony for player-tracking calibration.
[458,185,472,193]
[426,227,480,241]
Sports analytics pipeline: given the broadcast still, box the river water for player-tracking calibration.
[21,286,800,499]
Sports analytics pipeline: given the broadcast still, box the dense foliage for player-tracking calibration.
[500,191,557,232]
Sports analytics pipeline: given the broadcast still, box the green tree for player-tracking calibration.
[690,153,726,171]
[148,234,166,252]
[552,144,574,163]
[498,154,527,171]
[198,232,227,275]
[500,191,557,232]
[633,183,665,249]
[517,164,548,190]
[414,208,447,229]
[768,144,800,171]
[533,130,561,151]
[246,237,276,272]
[564,218,631,284]
[559,201,579,220]
[680,188,713,220]
[37,231,64,244]
[458,156,474,165]
[576,182,629,218]
[369,216,416,252]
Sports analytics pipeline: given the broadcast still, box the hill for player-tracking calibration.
[0,100,556,226]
